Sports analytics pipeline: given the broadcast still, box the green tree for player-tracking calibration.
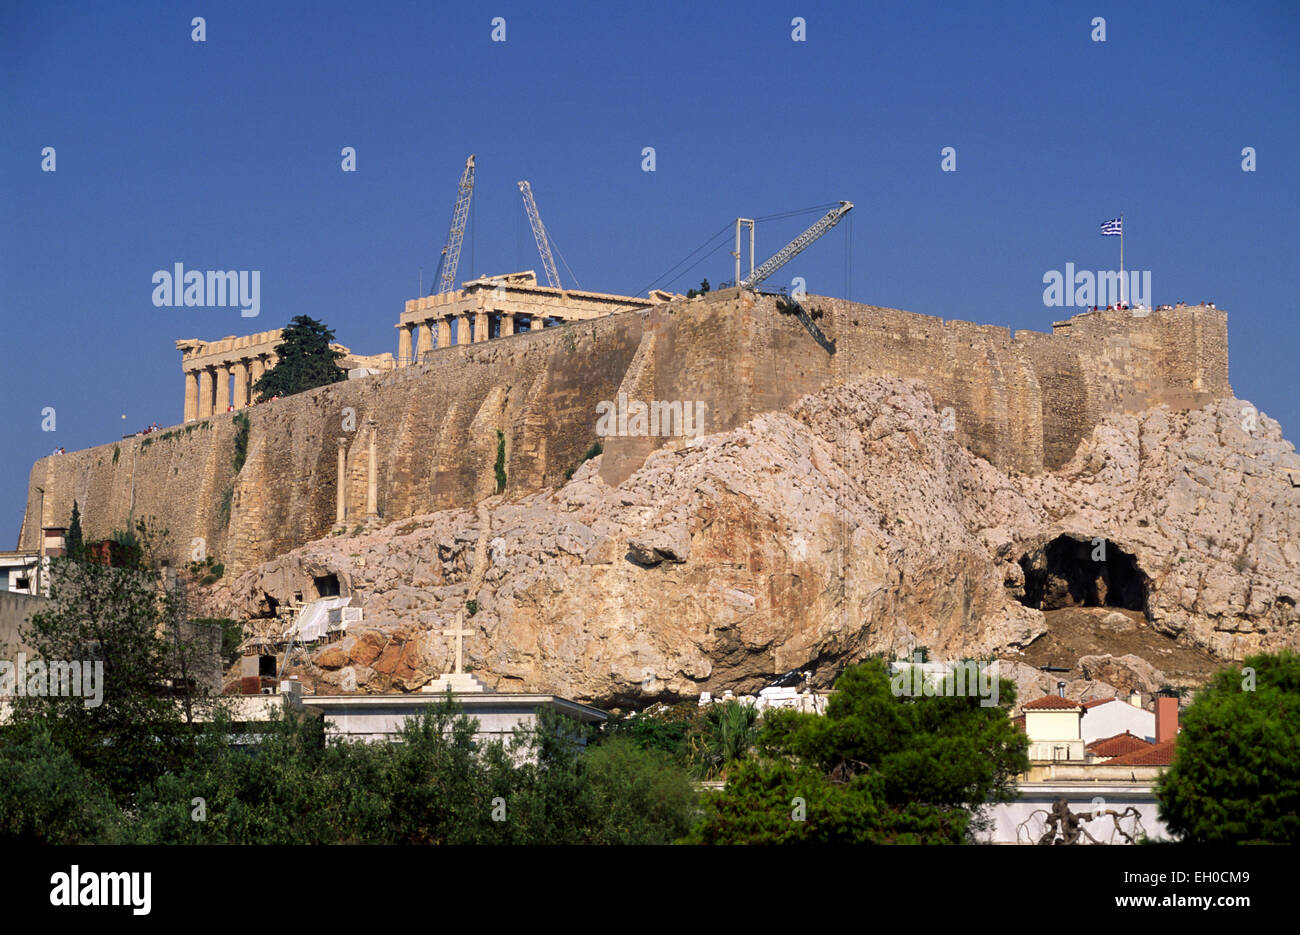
[603,701,700,765]
[0,719,119,844]
[583,737,698,844]
[693,700,759,779]
[122,708,387,845]
[686,659,1028,843]
[65,501,84,561]
[1155,650,1300,844]
[15,518,226,802]
[252,315,346,401]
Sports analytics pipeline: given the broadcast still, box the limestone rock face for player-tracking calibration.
[211,378,1300,705]
[1077,654,1166,695]
[627,524,691,566]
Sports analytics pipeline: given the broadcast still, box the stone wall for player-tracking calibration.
[599,293,1230,482]
[19,294,1230,575]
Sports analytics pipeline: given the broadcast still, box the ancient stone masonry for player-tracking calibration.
[395,270,647,365]
[177,331,281,420]
[24,292,1231,577]
[177,331,392,421]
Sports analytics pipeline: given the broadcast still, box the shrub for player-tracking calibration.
[563,441,603,482]
[217,486,233,527]
[494,430,506,494]
[232,412,251,473]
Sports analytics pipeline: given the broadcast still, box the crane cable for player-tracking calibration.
[845,210,853,301]
[548,231,583,291]
[640,222,733,295]
[641,203,842,295]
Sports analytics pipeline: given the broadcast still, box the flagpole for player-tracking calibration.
[1119,212,1125,307]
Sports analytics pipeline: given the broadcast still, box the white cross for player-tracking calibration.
[443,611,473,675]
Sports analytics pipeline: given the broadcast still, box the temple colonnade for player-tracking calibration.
[395,271,648,367]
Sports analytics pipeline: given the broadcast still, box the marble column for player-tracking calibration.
[437,317,451,349]
[365,420,378,520]
[416,321,434,362]
[500,312,514,337]
[474,311,489,343]
[232,359,249,409]
[249,356,264,399]
[197,367,214,419]
[184,371,199,422]
[216,364,231,413]
[336,438,348,527]
[398,325,412,366]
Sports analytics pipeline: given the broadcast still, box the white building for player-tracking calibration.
[1080,694,1155,744]
[1022,693,1085,761]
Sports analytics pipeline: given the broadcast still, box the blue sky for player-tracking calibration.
[2,0,1296,541]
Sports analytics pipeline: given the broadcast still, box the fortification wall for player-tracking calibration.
[598,295,1228,483]
[21,313,645,575]
[19,295,1230,575]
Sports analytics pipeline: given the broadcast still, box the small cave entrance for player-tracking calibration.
[1016,535,1147,612]
[314,574,340,598]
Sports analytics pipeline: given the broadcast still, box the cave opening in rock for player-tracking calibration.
[314,574,340,598]
[1017,535,1147,612]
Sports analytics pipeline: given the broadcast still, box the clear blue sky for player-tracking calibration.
[3,0,1296,543]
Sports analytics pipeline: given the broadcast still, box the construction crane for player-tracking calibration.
[517,180,562,289]
[433,154,476,295]
[740,201,853,290]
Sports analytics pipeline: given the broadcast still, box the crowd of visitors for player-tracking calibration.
[1087,300,1216,312]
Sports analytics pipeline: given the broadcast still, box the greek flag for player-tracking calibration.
[1100,217,1123,236]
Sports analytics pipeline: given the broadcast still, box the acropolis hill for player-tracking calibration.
[19,286,1231,576]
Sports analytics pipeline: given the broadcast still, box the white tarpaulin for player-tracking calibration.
[292,597,352,643]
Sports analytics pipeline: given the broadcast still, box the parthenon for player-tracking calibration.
[176,271,663,420]
[395,271,658,365]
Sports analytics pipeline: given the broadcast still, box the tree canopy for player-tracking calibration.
[11,519,224,802]
[685,659,1028,843]
[252,315,346,401]
[1155,650,1300,844]
[65,501,84,561]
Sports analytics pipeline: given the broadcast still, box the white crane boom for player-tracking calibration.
[517,180,562,289]
[436,154,476,295]
[740,201,853,290]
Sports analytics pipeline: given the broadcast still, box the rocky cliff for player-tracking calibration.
[21,294,1230,579]
[212,377,1300,705]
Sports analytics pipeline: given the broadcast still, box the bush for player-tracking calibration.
[0,721,119,844]
[232,412,251,473]
[563,441,603,482]
[217,486,233,527]
[494,430,507,494]
[583,737,698,844]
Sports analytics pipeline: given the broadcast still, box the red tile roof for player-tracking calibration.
[1024,695,1083,710]
[1106,738,1177,766]
[1086,731,1153,758]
